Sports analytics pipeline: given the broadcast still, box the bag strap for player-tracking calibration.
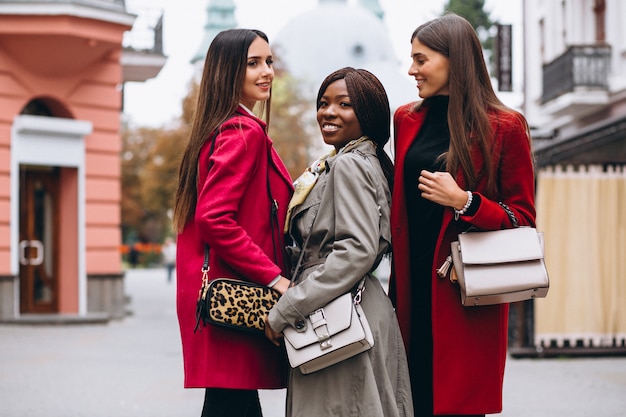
[266,144,282,263]
[291,228,313,283]
[195,121,230,333]
[498,201,519,228]
[202,118,281,274]
[290,151,367,293]
[202,119,228,273]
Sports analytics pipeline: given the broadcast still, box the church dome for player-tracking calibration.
[273,0,416,110]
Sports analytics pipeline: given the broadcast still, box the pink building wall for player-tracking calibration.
[0,10,133,316]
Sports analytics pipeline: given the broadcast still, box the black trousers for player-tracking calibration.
[201,388,263,417]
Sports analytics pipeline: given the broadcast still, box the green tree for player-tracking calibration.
[121,126,152,244]
[269,71,314,179]
[121,125,184,244]
[139,127,187,237]
[442,0,498,68]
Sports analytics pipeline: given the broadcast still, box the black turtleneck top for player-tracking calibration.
[403,95,450,278]
[402,95,452,406]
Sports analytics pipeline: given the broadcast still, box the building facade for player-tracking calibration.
[0,0,165,321]
[519,0,626,355]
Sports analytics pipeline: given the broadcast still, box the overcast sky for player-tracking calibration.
[123,0,522,127]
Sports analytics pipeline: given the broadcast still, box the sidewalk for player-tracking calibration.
[1,268,625,416]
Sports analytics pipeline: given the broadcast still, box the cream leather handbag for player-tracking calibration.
[450,227,549,306]
[282,278,374,374]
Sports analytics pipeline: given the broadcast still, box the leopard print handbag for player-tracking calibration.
[194,243,282,334]
[196,276,280,335]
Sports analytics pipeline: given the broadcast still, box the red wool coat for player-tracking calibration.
[390,102,536,415]
[176,108,293,389]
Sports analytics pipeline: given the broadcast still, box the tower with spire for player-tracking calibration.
[359,0,384,20]
[191,0,237,66]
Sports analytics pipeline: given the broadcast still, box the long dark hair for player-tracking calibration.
[316,67,394,191]
[173,29,271,232]
[412,13,528,195]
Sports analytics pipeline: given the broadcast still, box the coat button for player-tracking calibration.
[294,319,305,330]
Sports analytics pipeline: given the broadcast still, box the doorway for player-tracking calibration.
[19,166,60,314]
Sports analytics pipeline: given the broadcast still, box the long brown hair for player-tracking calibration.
[316,67,394,191]
[173,29,271,232]
[412,13,527,195]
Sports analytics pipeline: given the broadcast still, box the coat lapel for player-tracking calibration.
[394,102,425,174]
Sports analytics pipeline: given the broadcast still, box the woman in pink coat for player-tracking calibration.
[172,29,293,417]
[389,14,536,416]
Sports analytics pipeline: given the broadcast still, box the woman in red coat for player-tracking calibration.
[172,29,293,417]
[389,14,536,416]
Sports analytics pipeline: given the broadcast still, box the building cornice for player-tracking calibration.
[0,2,135,26]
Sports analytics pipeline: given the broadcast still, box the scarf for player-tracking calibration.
[284,136,372,232]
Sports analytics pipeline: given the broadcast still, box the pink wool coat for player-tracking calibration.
[389,101,536,415]
[176,108,293,389]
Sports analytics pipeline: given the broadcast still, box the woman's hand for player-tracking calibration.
[264,317,283,347]
[271,276,291,295]
[265,276,290,346]
[418,170,468,209]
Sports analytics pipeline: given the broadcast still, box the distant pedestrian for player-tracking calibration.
[128,242,139,268]
[162,237,177,283]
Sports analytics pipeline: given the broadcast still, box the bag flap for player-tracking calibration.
[283,292,353,349]
[457,227,544,265]
[462,260,550,296]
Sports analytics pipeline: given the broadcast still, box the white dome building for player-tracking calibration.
[273,0,416,112]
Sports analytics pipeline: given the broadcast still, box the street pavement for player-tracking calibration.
[1,267,625,416]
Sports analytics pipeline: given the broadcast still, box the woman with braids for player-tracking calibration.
[265,67,414,417]
[172,28,293,417]
[390,14,536,416]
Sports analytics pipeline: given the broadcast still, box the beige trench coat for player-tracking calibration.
[268,139,414,417]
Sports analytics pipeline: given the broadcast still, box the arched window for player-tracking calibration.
[20,97,72,118]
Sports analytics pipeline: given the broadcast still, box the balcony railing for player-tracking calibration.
[120,7,166,82]
[122,8,163,54]
[542,45,611,104]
